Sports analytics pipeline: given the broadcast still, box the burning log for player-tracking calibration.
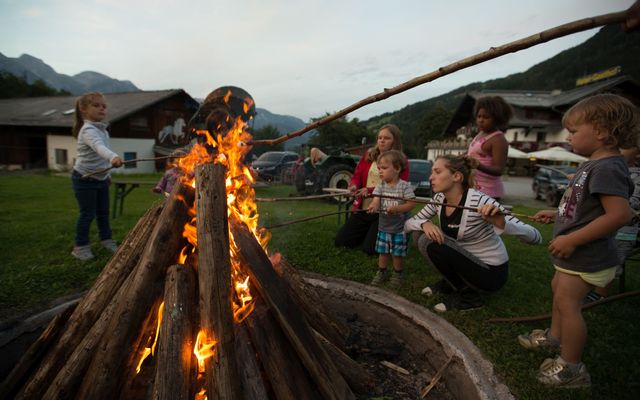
[75,182,194,400]
[244,297,321,400]
[152,264,198,400]
[233,324,269,400]
[279,257,349,351]
[230,219,355,400]
[16,202,164,400]
[195,163,243,400]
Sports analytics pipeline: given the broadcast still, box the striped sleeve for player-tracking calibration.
[404,192,440,232]
[473,192,543,245]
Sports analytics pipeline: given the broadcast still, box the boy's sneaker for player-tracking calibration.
[71,245,94,261]
[389,271,404,289]
[518,328,560,351]
[371,269,390,286]
[433,289,483,312]
[537,356,591,388]
[101,239,118,253]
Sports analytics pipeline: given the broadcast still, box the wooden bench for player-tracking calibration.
[111,180,156,218]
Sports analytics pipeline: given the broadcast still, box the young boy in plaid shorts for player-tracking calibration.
[367,150,416,288]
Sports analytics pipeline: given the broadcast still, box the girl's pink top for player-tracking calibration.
[467,130,504,198]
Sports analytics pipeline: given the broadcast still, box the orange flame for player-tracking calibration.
[175,95,270,324]
[135,302,164,374]
[194,330,217,374]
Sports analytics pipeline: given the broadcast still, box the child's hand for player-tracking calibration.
[532,210,556,224]
[356,188,369,197]
[366,204,377,214]
[386,205,398,214]
[421,222,445,244]
[478,204,505,229]
[548,235,576,258]
[111,156,123,167]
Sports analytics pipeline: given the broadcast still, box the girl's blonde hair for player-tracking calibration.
[377,150,406,173]
[368,124,403,162]
[562,93,640,149]
[72,92,105,137]
[436,154,479,190]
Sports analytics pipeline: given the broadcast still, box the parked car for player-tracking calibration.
[532,165,576,206]
[252,151,300,181]
[407,159,433,197]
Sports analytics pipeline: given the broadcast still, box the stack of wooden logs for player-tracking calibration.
[1,163,373,400]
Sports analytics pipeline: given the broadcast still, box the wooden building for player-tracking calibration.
[428,75,640,161]
[0,90,199,173]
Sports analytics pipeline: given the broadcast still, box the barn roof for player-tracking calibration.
[0,89,197,128]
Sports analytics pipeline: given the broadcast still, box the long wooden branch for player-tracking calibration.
[82,155,185,178]
[264,210,367,229]
[249,9,629,146]
[487,290,640,323]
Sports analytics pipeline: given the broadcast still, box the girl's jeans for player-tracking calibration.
[72,172,112,246]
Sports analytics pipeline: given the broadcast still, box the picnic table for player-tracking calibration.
[111,180,156,218]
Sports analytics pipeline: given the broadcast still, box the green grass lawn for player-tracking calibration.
[1,173,638,399]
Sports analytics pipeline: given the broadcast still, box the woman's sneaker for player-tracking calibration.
[537,356,591,388]
[421,279,454,297]
[433,289,483,312]
[71,245,94,261]
[371,269,390,286]
[518,328,560,350]
[101,239,118,253]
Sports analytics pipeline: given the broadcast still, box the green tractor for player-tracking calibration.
[294,152,360,201]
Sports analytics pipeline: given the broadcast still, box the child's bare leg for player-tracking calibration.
[392,255,403,272]
[553,271,592,363]
[549,272,562,341]
[379,253,391,270]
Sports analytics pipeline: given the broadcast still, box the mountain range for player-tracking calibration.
[0,52,309,148]
[0,53,139,95]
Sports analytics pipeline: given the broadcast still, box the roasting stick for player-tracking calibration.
[249,8,630,147]
[323,188,536,220]
[264,210,367,229]
[81,155,185,178]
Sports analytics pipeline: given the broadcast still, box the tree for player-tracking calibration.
[250,125,284,156]
[307,115,372,151]
[417,105,452,157]
[0,72,71,98]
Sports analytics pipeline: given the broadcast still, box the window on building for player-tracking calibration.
[55,148,68,165]
[124,152,137,169]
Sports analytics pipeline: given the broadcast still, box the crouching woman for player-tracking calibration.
[405,154,542,311]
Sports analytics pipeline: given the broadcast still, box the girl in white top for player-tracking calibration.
[405,154,541,311]
[71,92,123,261]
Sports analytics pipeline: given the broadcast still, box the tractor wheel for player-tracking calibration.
[319,164,353,202]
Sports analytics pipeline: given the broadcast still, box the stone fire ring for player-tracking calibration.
[303,272,514,400]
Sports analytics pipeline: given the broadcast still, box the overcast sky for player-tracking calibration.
[0,0,634,122]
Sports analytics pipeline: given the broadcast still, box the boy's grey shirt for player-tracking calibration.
[373,180,415,233]
[553,155,632,272]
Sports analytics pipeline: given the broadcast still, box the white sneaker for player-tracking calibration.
[537,356,591,388]
[101,239,118,253]
[71,245,94,261]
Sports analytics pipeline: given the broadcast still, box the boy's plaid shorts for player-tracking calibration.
[375,231,408,256]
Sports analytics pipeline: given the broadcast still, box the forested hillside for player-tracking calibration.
[364,25,640,157]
